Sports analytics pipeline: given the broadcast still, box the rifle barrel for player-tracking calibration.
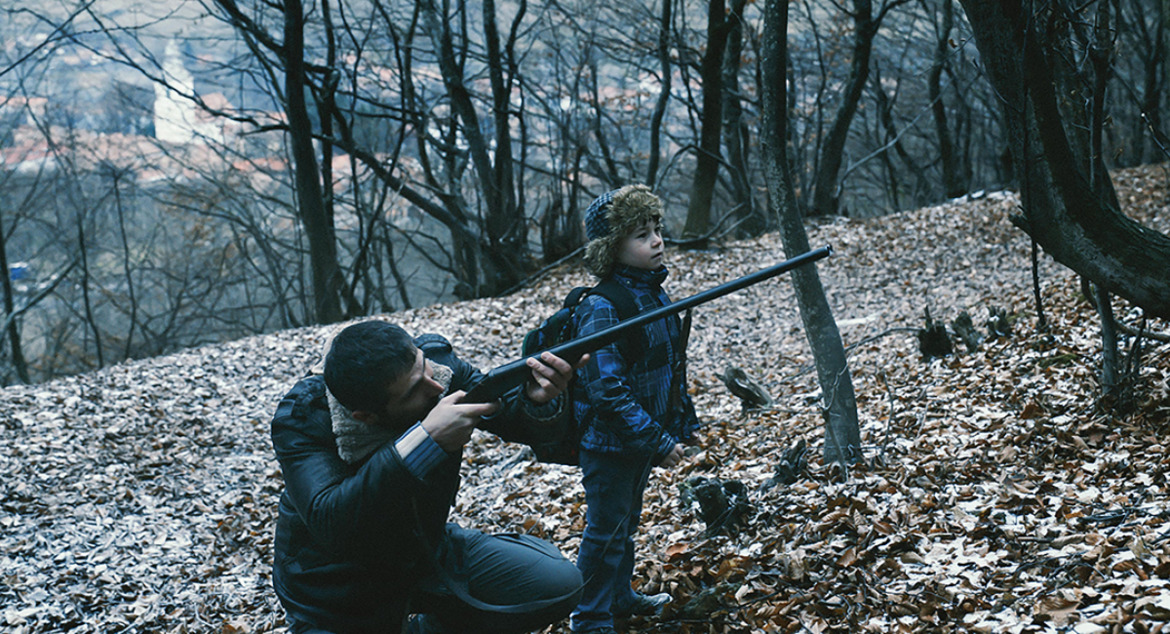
[464,245,832,403]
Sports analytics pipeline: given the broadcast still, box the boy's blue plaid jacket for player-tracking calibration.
[571,264,699,463]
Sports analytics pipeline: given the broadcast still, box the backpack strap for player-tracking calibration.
[590,279,639,320]
[563,286,592,309]
[588,279,646,361]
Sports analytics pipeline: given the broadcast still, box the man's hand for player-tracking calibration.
[523,351,588,404]
[420,391,499,452]
[659,443,686,469]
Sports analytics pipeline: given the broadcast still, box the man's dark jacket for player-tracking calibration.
[270,334,558,633]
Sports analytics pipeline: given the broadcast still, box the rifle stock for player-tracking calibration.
[463,245,833,403]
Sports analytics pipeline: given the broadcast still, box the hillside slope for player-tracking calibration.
[2,165,1168,633]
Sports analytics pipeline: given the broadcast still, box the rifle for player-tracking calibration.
[464,245,833,403]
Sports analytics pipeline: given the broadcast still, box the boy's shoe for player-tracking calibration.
[614,591,671,618]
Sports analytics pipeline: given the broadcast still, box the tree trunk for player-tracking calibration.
[0,207,30,384]
[872,68,931,208]
[588,53,622,189]
[483,0,524,260]
[682,0,730,244]
[761,0,861,466]
[1096,284,1120,396]
[110,170,137,358]
[722,0,763,237]
[316,0,363,320]
[1088,1,1122,400]
[76,209,103,368]
[284,0,343,324]
[418,0,525,295]
[1118,0,1164,165]
[1165,0,1170,130]
[929,0,967,199]
[810,0,877,216]
[646,0,673,189]
[959,0,1170,320]
[1139,12,1163,165]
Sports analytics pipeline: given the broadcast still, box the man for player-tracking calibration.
[270,320,585,633]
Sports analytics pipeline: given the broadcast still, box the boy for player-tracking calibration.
[570,185,700,633]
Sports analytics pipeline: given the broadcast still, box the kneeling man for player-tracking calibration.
[270,320,584,633]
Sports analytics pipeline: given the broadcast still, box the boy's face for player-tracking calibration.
[617,218,664,271]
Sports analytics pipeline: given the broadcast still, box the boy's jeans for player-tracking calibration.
[571,449,653,632]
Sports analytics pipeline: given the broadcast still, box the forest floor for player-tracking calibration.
[2,164,1170,634]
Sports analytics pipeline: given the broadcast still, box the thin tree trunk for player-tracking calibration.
[1139,16,1163,165]
[317,0,361,319]
[1089,0,1120,400]
[285,0,343,324]
[111,169,137,359]
[872,70,931,207]
[646,0,673,189]
[1165,0,1170,125]
[1096,284,1120,397]
[682,0,730,244]
[418,0,524,295]
[483,0,521,252]
[588,54,621,188]
[811,0,877,216]
[929,0,966,198]
[76,211,103,368]
[761,0,861,467]
[0,206,30,384]
[1031,239,1048,331]
[722,0,761,236]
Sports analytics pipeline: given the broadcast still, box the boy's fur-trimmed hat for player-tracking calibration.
[583,184,663,278]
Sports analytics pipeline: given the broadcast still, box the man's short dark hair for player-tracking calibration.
[324,321,416,412]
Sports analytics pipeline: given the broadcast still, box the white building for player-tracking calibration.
[153,39,225,145]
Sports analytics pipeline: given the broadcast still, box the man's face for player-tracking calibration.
[371,347,446,431]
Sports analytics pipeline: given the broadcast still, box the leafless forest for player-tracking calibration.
[2,0,1166,387]
[1,164,1167,632]
[2,0,1170,631]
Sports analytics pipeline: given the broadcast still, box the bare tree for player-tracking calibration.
[959,0,1170,399]
[682,0,730,244]
[1165,0,1170,139]
[761,0,861,466]
[722,0,765,236]
[868,64,932,210]
[209,0,345,324]
[0,193,32,384]
[810,0,909,217]
[646,0,675,189]
[415,0,531,294]
[927,0,968,199]
[1115,0,1166,165]
[8,0,1164,390]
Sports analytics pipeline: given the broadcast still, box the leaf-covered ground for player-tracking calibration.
[3,165,1169,633]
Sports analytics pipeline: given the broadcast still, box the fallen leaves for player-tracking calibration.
[2,166,1169,632]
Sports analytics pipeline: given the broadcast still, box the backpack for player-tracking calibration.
[524,279,643,465]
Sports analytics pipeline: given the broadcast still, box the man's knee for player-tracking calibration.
[531,538,583,600]
[482,533,582,601]
[430,531,581,632]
